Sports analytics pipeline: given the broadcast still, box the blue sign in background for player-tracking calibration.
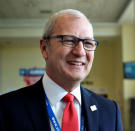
[124,62,135,79]
[20,68,45,76]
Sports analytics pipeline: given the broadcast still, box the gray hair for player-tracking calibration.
[42,9,90,38]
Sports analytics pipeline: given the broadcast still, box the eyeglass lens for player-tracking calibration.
[61,35,97,51]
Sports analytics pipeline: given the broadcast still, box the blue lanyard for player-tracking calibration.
[44,92,84,131]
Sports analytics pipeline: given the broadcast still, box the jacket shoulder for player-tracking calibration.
[0,79,43,103]
[82,87,118,108]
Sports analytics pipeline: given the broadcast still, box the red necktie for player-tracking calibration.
[62,93,79,131]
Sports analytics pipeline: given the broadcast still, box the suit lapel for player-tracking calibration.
[24,79,51,131]
[22,80,99,131]
[81,87,99,131]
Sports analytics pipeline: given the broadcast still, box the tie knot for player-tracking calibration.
[63,93,74,102]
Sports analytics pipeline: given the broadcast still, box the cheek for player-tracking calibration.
[59,47,71,58]
[88,51,94,60]
[50,48,67,64]
[87,52,94,67]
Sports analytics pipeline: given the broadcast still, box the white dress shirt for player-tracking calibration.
[42,72,81,131]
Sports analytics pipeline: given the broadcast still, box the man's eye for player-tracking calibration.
[63,40,74,43]
[84,41,95,47]
[62,39,76,45]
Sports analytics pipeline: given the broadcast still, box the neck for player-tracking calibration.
[46,72,80,92]
[61,83,80,92]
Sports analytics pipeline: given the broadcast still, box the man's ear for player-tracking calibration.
[40,39,49,59]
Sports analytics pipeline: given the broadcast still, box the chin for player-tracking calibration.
[64,69,88,81]
[68,74,86,82]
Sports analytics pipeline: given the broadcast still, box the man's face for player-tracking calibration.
[41,15,94,87]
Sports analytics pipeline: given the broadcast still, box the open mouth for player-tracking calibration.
[68,61,85,66]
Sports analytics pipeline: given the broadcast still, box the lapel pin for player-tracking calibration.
[90,105,97,111]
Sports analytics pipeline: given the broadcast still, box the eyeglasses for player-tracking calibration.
[43,35,99,51]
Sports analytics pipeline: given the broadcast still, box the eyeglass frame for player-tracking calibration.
[43,35,99,51]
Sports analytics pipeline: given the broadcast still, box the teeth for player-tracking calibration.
[69,62,83,65]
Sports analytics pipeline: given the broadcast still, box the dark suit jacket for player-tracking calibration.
[0,79,123,131]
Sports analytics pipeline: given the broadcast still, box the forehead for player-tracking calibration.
[52,15,93,38]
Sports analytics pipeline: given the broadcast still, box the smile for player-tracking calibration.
[68,61,85,66]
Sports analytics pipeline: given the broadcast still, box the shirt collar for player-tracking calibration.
[42,73,81,106]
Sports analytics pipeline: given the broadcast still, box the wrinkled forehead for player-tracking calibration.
[52,15,93,38]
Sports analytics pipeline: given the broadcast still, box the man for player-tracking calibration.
[0,9,123,131]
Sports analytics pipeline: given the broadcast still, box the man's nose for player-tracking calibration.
[72,41,86,56]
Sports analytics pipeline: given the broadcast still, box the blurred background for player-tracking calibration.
[0,0,135,130]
